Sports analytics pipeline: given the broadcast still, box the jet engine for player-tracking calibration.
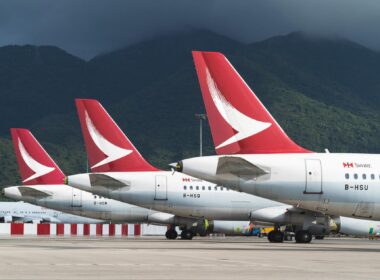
[250,206,331,236]
[333,216,380,237]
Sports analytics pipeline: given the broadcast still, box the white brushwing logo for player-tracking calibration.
[206,68,272,149]
[18,138,55,183]
[85,110,132,168]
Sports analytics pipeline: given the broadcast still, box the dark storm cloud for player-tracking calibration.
[0,0,379,59]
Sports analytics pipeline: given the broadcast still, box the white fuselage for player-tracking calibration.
[178,153,380,220]
[4,185,175,224]
[68,171,290,221]
[0,201,103,223]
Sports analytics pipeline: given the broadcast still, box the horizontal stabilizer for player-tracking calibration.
[216,156,269,177]
[89,174,130,190]
[18,187,51,198]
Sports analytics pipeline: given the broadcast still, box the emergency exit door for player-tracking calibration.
[72,187,82,207]
[154,175,167,200]
[304,159,322,194]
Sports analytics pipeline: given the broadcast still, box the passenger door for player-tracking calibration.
[154,175,167,200]
[304,159,322,194]
[72,188,82,207]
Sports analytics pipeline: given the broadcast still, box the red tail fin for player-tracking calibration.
[10,128,65,185]
[75,99,158,172]
[192,51,311,154]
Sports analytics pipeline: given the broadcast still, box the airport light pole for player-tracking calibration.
[194,114,207,157]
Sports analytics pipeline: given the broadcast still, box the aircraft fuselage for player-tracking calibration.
[179,153,380,220]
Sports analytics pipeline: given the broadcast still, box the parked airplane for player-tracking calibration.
[3,128,267,238]
[173,51,380,242]
[0,201,102,224]
[3,128,189,227]
[66,99,373,242]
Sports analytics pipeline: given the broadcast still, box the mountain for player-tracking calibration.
[0,30,379,189]
[244,32,380,112]
[0,45,86,134]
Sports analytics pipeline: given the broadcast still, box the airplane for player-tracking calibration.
[0,201,102,224]
[172,51,380,242]
[66,99,378,242]
[3,128,188,227]
[3,128,269,238]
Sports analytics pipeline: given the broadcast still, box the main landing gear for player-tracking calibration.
[267,230,284,243]
[165,226,194,240]
[165,228,178,240]
[180,229,194,240]
[295,230,312,243]
[267,226,313,243]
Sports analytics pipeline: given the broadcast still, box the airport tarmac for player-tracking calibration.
[0,236,379,280]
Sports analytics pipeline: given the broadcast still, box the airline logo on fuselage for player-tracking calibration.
[18,138,55,183]
[205,68,272,149]
[343,162,371,168]
[182,177,202,182]
[84,110,132,168]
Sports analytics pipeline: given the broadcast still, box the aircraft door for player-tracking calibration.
[304,159,322,194]
[72,188,82,207]
[154,175,167,200]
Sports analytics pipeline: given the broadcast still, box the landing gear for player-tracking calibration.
[165,229,178,240]
[267,230,284,243]
[180,229,194,240]
[283,232,294,241]
[295,230,312,243]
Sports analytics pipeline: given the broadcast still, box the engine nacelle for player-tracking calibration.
[333,216,380,237]
[208,220,258,236]
[147,212,199,229]
[250,206,331,235]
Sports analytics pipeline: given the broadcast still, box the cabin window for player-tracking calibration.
[362,174,367,180]
[184,186,187,190]
[354,174,358,180]
[196,186,199,190]
[371,174,375,180]
[220,187,223,191]
[190,186,193,190]
[214,186,218,191]
[208,186,212,191]
[202,186,205,191]
[345,173,349,179]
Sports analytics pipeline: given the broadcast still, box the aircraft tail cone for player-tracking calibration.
[169,161,183,172]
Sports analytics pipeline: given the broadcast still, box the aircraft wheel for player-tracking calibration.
[267,230,284,243]
[283,232,293,241]
[181,229,194,240]
[165,229,178,240]
[295,230,312,243]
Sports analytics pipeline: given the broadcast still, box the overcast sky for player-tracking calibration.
[0,0,379,59]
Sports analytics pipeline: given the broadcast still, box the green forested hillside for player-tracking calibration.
[0,30,379,188]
